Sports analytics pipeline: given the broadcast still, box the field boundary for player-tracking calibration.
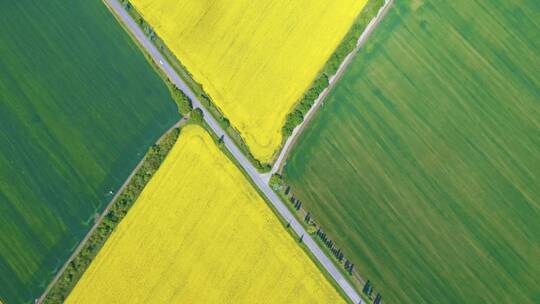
[35,0,392,302]
[115,0,270,171]
[267,0,395,302]
[272,178,382,303]
[103,0,364,301]
[197,121,356,303]
[116,0,387,173]
[270,0,394,176]
[37,118,185,303]
[39,116,356,304]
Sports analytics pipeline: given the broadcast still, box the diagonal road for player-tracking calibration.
[34,0,394,302]
[102,0,395,303]
[104,0,362,302]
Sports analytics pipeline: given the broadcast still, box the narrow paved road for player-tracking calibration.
[105,0,364,303]
[270,0,394,176]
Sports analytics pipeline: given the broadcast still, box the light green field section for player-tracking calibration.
[0,1,177,303]
[284,0,540,303]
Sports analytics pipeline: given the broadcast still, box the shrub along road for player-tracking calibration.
[104,0,365,302]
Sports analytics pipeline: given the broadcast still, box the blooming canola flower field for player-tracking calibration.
[130,0,367,162]
[66,125,343,303]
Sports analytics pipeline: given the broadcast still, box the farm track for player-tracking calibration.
[269,0,394,176]
[36,118,186,304]
[99,0,388,302]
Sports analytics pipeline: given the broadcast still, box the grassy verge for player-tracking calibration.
[43,125,181,303]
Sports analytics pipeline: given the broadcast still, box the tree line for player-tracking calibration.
[281,0,385,139]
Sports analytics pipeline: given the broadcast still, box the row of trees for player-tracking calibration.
[316,228,347,264]
[281,0,385,139]
[170,84,204,123]
[271,173,385,303]
[127,0,272,172]
[170,86,193,115]
[282,74,329,137]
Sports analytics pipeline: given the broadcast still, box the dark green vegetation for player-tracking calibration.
[169,84,193,116]
[0,1,177,302]
[322,0,384,77]
[283,75,329,137]
[284,0,540,303]
[190,108,204,124]
[282,0,384,138]
[44,128,180,304]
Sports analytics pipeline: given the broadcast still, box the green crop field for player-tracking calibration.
[284,0,540,303]
[0,1,177,303]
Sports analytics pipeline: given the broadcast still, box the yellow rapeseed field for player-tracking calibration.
[130,0,367,162]
[66,125,344,303]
